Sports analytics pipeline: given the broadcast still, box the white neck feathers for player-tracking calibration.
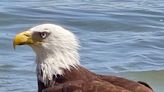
[34,46,80,86]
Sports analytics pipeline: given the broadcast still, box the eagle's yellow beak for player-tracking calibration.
[13,31,34,49]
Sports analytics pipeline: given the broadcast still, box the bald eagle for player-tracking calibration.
[13,24,154,92]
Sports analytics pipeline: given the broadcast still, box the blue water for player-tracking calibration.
[0,0,164,92]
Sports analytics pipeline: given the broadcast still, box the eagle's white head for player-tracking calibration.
[13,24,80,86]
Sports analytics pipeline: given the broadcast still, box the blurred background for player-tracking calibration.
[0,0,164,92]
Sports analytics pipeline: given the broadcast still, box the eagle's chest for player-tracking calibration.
[37,67,66,87]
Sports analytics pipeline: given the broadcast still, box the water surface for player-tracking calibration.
[0,0,164,92]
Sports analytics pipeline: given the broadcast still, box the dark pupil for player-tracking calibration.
[40,32,47,39]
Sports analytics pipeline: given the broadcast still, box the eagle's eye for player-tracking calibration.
[40,32,49,39]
